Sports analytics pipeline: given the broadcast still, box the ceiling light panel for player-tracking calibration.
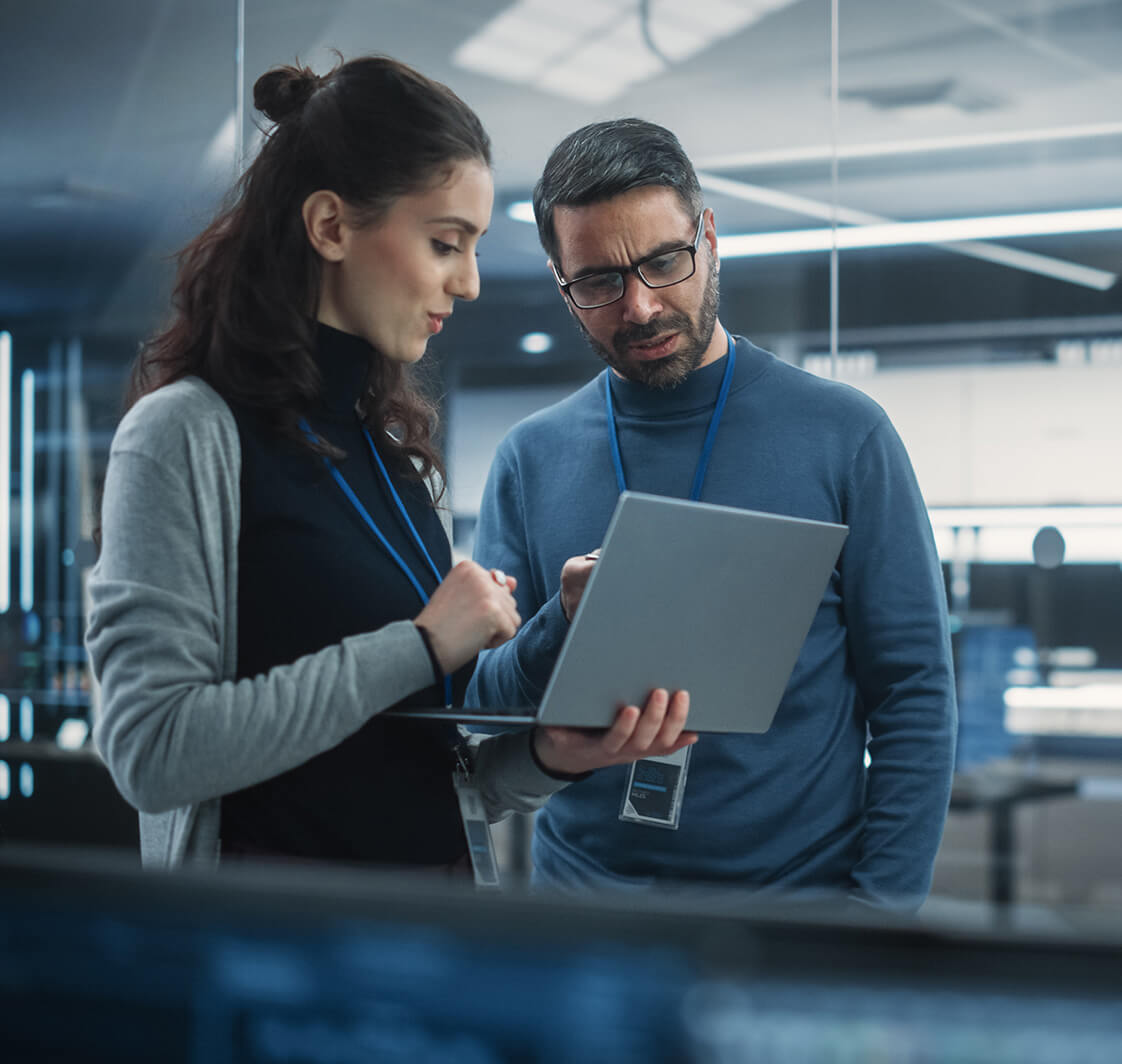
[454,0,796,103]
[538,20,667,103]
[717,206,1122,259]
[642,8,716,64]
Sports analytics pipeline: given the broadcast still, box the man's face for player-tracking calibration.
[551,186,722,390]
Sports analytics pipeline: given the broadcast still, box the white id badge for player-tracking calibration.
[619,744,692,830]
[452,769,501,889]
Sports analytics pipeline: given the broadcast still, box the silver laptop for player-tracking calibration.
[390,491,847,734]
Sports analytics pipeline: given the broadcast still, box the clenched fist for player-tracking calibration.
[414,561,521,673]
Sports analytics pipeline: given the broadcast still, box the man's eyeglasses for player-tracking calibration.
[552,211,706,310]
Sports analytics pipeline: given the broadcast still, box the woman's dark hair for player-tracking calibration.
[532,118,701,276]
[126,53,491,486]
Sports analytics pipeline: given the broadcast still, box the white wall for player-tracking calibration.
[445,384,578,516]
[446,361,1122,522]
[852,361,1122,507]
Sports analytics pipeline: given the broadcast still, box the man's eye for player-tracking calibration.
[644,253,681,276]
[582,274,620,292]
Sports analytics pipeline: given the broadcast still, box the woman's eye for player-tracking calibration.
[432,239,459,256]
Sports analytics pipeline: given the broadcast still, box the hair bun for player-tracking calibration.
[254,64,321,123]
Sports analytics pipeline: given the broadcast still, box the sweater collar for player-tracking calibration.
[606,333,760,418]
[313,321,373,419]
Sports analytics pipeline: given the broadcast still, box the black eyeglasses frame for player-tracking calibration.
[551,210,707,310]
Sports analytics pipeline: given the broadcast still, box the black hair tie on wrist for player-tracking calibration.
[413,622,444,687]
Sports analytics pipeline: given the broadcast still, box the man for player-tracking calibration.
[467,118,956,910]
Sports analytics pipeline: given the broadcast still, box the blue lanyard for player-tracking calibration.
[299,418,453,707]
[605,330,736,500]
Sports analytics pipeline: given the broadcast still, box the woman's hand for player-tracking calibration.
[532,688,695,776]
[415,561,520,673]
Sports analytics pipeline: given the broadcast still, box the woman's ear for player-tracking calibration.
[302,190,348,262]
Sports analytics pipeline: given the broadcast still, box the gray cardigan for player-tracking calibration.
[85,377,566,867]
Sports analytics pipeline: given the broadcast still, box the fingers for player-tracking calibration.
[484,605,522,648]
[631,687,671,749]
[489,568,517,592]
[614,689,693,757]
[478,563,520,647]
[655,689,691,747]
[530,688,693,776]
[600,704,641,756]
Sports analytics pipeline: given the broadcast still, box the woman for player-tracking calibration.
[85,55,692,872]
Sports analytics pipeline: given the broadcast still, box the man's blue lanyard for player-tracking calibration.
[604,329,736,500]
[299,417,453,707]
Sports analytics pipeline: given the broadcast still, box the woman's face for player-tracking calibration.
[316,158,494,363]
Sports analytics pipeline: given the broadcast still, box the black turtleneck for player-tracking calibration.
[220,323,470,866]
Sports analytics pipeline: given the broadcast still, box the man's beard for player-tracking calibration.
[574,255,720,391]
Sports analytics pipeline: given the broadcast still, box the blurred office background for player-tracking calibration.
[2,0,1122,909]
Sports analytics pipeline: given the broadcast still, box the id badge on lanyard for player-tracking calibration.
[453,747,501,888]
[606,331,733,832]
[619,745,692,830]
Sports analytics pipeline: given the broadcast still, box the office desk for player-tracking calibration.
[950,770,1079,905]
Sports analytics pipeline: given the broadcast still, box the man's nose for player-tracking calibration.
[618,273,663,324]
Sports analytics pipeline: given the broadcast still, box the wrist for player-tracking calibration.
[530,729,593,782]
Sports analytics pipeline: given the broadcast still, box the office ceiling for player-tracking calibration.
[2,0,1120,337]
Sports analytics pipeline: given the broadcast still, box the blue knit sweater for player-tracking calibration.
[467,336,956,908]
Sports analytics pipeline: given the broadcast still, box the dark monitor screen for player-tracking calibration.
[968,562,1122,669]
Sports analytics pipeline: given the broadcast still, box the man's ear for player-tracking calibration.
[302,190,348,262]
[702,207,719,269]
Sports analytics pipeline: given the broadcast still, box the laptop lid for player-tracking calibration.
[535,492,848,734]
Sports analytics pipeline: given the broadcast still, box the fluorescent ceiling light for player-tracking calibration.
[454,0,796,103]
[929,505,1122,528]
[1006,703,1122,738]
[56,718,90,750]
[507,200,535,223]
[0,332,10,613]
[930,506,1122,566]
[20,370,34,612]
[520,332,554,354]
[717,206,1122,260]
[1005,686,1122,712]
[934,526,1122,566]
[695,121,1122,171]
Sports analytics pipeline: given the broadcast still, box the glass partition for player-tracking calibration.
[826,0,1122,909]
[1,0,1120,917]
